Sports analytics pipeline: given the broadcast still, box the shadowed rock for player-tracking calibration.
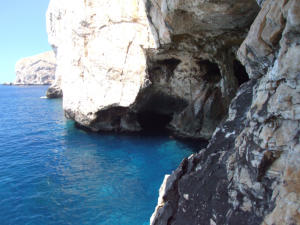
[151,0,300,224]
[46,0,258,139]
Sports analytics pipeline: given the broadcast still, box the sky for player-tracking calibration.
[0,0,52,83]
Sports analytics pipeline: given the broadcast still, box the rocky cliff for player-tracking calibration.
[46,0,157,130]
[46,0,258,139]
[141,0,258,139]
[46,0,300,224]
[150,0,300,224]
[14,51,56,85]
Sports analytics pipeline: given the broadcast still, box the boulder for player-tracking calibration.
[46,82,63,98]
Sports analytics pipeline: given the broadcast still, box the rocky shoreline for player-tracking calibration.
[46,0,259,140]
[150,1,300,224]
[43,0,300,224]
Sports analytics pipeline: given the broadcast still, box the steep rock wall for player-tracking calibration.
[46,0,156,131]
[138,0,259,138]
[46,0,300,224]
[47,0,258,139]
[150,0,300,224]
[14,51,56,85]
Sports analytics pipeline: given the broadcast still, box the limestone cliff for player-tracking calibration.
[14,51,56,85]
[140,0,258,139]
[46,0,156,131]
[46,0,300,224]
[150,0,300,224]
[46,0,258,139]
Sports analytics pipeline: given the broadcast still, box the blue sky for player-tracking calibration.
[0,0,51,83]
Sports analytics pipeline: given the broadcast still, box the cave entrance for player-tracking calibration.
[233,60,249,86]
[196,59,222,83]
[137,111,173,133]
[148,58,181,81]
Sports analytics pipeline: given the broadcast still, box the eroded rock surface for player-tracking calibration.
[14,51,56,85]
[47,0,258,139]
[132,0,259,139]
[46,82,63,98]
[46,0,299,223]
[46,71,63,98]
[151,0,300,224]
[47,0,156,131]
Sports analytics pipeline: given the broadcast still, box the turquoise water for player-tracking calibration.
[0,85,201,225]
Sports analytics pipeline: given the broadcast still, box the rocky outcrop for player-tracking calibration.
[46,83,62,98]
[45,0,300,224]
[47,0,258,139]
[46,73,63,98]
[137,0,259,139]
[46,0,156,131]
[14,51,56,85]
[150,0,300,224]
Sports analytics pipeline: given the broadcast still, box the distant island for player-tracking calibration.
[14,51,56,85]
[2,50,62,98]
[2,82,13,85]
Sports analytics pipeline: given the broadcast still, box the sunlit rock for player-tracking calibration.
[47,0,156,130]
[14,51,56,85]
[47,0,258,139]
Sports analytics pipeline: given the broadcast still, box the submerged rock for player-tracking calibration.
[151,0,300,224]
[14,51,56,85]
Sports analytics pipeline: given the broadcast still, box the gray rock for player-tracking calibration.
[256,0,265,7]
[151,80,262,225]
[151,0,300,224]
[46,84,62,98]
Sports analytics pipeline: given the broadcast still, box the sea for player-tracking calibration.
[0,85,203,225]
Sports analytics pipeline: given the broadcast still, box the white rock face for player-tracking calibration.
[14,51,56,85]
[46,0,258,138]
[47,0,156,129]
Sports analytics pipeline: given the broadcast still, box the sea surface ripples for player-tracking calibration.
[0,85,202,225]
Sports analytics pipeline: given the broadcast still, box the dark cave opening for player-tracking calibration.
[233,60,249,86]
[148,58,181,81]
[197,59,222,83]
[157,58,181,71]
[137,111,173,132]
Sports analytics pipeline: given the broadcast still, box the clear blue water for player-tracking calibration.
[0,85,201,225]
